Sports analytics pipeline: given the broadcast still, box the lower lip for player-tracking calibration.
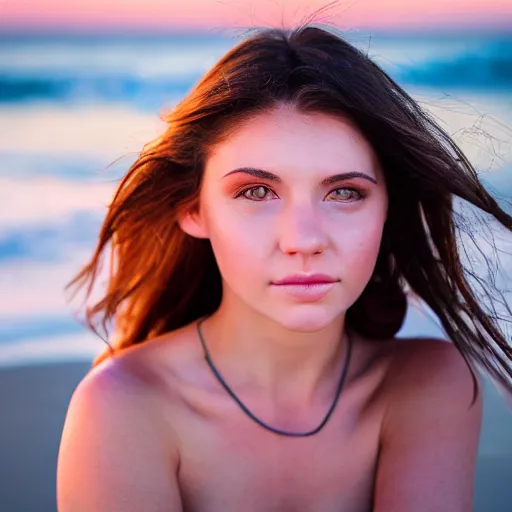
[270,282,335,301]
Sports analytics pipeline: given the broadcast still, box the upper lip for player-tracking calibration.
[272,274,338,285]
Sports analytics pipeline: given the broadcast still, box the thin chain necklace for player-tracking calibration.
[196,317,353,437]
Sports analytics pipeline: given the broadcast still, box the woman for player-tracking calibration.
[57,25,512,511]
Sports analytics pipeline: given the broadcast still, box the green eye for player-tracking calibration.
[243,186,272,200]
[327,188,363,201]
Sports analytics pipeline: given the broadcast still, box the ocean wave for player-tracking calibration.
[1,38,511,107]
[0,331,104,367]
[0,176,115,229]
[0,71,195,110]
[396,40,512,90]
[0,150,134,181]
[0,211,101,263]
[0,315,85,344]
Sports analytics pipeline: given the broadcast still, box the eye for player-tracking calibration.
[239,186,276,201]
[326,187,364,202]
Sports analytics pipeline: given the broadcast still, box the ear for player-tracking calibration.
[178,208,209,239]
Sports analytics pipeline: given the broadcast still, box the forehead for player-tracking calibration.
[206,105,382,179]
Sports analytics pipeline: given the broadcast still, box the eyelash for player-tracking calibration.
[234,185,366,202]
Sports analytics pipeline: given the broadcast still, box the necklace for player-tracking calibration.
[196,317,353,437]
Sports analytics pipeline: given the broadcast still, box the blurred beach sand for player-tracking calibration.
[0,362,89,512]
[0,360,511,512]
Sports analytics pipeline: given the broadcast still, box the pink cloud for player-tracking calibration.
[1,0,511,30]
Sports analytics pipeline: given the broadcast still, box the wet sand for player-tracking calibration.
[0,362,90,512]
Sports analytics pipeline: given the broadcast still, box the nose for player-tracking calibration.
[276,202,329,257]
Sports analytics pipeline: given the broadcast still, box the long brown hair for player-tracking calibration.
[67,25,512,393]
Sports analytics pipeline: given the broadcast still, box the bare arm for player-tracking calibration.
[374,340,483,512]
[57,361,183,512]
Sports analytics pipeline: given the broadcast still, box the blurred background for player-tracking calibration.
[0,1,511,511]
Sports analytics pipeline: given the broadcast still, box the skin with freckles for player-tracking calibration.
[58,105,482,512]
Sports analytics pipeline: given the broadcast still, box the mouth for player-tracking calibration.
[271,274,338,286]
[270,274,339,302]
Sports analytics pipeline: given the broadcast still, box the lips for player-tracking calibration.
[271,274,338,285]
[270,274,338,302]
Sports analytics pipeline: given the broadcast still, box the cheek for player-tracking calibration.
[335,214,385,282]
[204,207,271,282]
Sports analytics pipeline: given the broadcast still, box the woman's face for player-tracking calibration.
[180,105,389,331]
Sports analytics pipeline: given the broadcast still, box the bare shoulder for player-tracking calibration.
[370,336,483,512]
[92,319,207,392]
[57,333,191,511]
[380,336,481,404]
[64,318,205,440]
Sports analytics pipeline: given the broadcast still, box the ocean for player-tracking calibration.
[1,29,510,364]
[0,29,511,510]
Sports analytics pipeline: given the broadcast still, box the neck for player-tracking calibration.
[199,299,350,406]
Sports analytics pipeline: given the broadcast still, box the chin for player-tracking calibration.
[271,306,339,333]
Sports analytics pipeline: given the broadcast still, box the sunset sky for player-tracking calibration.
[1,0,511,32]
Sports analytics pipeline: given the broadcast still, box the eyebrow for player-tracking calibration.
[223,167,378,185]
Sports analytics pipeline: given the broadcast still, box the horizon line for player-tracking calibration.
[0,21,511,38]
